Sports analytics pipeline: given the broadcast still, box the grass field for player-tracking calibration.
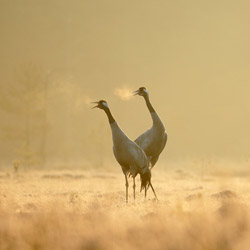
[0,161,250,250]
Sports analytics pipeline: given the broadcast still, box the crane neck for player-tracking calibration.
[143,94,165,131]
[143,94,155,113]
[103,107,115,124]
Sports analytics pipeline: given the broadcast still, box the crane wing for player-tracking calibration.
[160,132,167,153]
[151,132,167,168]
[113,140,148,175]
[127,142,149,173]
[134,128,152,150]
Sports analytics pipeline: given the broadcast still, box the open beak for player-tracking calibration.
[91,101,99,109]
[133,90,139,96]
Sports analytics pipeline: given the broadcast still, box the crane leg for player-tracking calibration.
[144,184,149,199]
[125,174,129,203]
[149,182,158,200]
[133,177,136,200]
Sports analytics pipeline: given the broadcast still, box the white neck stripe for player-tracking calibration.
[103,102,109,108]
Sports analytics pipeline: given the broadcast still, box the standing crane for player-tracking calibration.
[133,87,167,169]
[92,100,157,202]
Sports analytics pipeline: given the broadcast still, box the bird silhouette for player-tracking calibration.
[133,87,167,169]
[92,100,157,202]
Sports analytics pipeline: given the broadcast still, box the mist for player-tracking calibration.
[0,0,250,168]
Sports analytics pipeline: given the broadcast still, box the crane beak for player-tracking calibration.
[91,102,99,109]
[133,90,139,96]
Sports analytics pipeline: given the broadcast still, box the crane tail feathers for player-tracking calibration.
[140,169,151,192]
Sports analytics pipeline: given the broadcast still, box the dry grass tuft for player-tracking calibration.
[0,164,250,250]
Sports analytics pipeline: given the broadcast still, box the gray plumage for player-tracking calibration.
[134,87,167,169]
[92,100,157,202]
[111,122,148,177]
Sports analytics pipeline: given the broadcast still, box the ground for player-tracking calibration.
[0,161,250,250]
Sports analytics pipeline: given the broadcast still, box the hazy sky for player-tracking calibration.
[0,0,250,164]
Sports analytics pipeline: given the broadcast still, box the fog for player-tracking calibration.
[0,0,250,167]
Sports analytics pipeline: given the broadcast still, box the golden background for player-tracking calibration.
[0,0,249,166]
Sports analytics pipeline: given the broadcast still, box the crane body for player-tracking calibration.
[92,100,157,202]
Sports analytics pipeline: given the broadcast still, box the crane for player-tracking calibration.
[133,87,167,169]
[92,100,157,202]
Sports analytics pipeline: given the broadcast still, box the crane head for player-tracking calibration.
[133,87,149,97]
[91,100,109,109]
